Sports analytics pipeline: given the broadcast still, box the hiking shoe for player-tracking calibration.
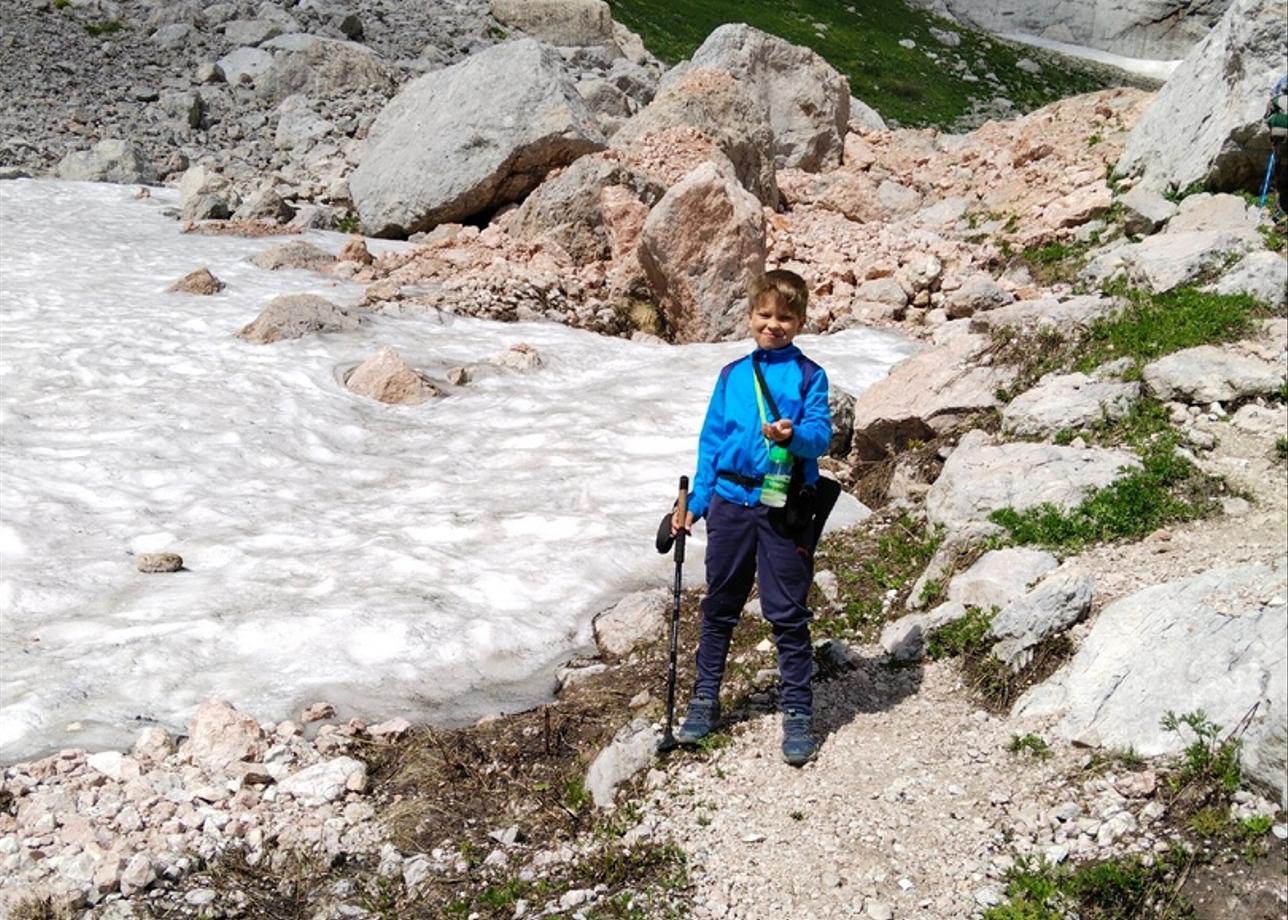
[781,709,816,766]
[675,696,719,745]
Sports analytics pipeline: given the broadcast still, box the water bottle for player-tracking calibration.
[760,444,792,508]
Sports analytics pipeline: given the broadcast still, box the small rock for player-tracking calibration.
[302,702,336,723]
[866,901,894,920]
[168,267,225,295]
[368,717,412,741]
[136,552,183,573]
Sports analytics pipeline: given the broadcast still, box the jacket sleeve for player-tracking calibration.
[687,373,727,520]
[787,366,832,460]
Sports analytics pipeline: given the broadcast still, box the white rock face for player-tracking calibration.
[848,335,1016,461]
[1210,251,1288,310]
[1119,187,1177,235]
[592,590,668,658]
[1080,230,1258,293]
[278,756,368,804]
[1002,373,1141,438]
[255,34,395,104]
[663,24,850,172]
[637,159,767,343]
[585,718,659,807]
[1143,344,1286,404]
[1017,562,1287,805]
[489,0,615,46]
[56,139,156,185]
[350,39,605,237]
[970,294,1119,335]
[925,430,1140,530]
[916,0,1229,59]
[948,548,1060,611]
[1117,0,1286,193]
[989,567,1095,668]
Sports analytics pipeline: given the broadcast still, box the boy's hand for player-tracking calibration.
[670,510,694,536]
[762,419,793,443]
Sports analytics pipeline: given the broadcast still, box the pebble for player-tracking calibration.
[136,552,183,573]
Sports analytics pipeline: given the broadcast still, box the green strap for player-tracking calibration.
[751,365,781,457]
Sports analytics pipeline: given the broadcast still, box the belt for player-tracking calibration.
[718,469,763,488]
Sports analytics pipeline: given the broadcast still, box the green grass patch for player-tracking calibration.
[1008,733,1052,760]
[1073,287,1264,374]
[604,0,1130,129]
[1275,436,1287,463]
[813,512,942,640]
[926,606,994,660]
[984,848,1196,920]
[1015,239,1093,287]
[84,19,125,36]
[1162,709,1242,799]
[987,434,1222,553]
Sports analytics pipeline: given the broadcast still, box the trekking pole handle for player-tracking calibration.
[675,476,688,564]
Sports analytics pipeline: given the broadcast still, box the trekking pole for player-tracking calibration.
[1259,148,1277,212]
[656,475,688,753]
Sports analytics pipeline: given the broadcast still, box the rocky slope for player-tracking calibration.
[1,0,1287,917]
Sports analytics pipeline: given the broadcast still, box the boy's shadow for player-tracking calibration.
[720,647,924,748]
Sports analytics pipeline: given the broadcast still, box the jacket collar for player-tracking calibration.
[750,343,802,364]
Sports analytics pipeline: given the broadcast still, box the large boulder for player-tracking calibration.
[510,154,664,262]
[1002,373,1142,438]
[662,24,850,172]
[56,139,156,184]
[255,34,396,103]
[1016,562,1287,805]
[1080,230,1259,293]
[1116,0,1286,193]
[925,430,1140,530]
[238,294,360,344]
[612,68,778,207]
[1142,344,1285,404]
[637,159,766,343]
[969,294,1120,335]
[350,39,605,237]
[1209,250,1288,310]
[848,334,1016,461]
[489,0,615,45]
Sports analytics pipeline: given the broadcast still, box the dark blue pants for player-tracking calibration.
[694,494,815,715]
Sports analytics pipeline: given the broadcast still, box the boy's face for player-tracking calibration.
[748,294,802,351]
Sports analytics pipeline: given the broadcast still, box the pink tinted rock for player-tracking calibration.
[185,700,266,772]
[369,717,412,742]
[132,726,176,764]
[345,346,439,406]
[301,702,336,723]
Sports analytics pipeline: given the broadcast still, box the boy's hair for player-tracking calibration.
[749,270,809,321]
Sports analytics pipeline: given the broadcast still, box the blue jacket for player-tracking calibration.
[689,344,832,520]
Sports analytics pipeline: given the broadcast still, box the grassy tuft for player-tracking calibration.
[926,606,994,660]
[1007,733,1052,760]
[84,19,125,36]
[987,434,1222,553]
[1073,287,1264,374]
[1276,436,1287,463]
[984,848,1197,920]
[9,898,74,920]
[1015,239,1093,287]
[813,512,942,640]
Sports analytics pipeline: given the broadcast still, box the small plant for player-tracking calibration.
[334,211,361,234]
[1087,133,1102,147]
[789,810,804,821]
[52,0,69,8]
[1163,180,1206,203]
[84,19,125,36]
[696,731,732,754]
[562,775,592,814]
[1275,436,1287,463]
[918,577,945,607]
[1007,733,1052,760]
[985,847,1197,919]
[926,607,994,660]
[1161,709,1242,797]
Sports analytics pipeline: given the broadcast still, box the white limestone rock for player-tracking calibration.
[1002,373,1142,438]
[1142,345,1286,404]
[585,718,659,807]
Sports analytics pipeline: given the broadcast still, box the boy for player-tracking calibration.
[671,269,832,765]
